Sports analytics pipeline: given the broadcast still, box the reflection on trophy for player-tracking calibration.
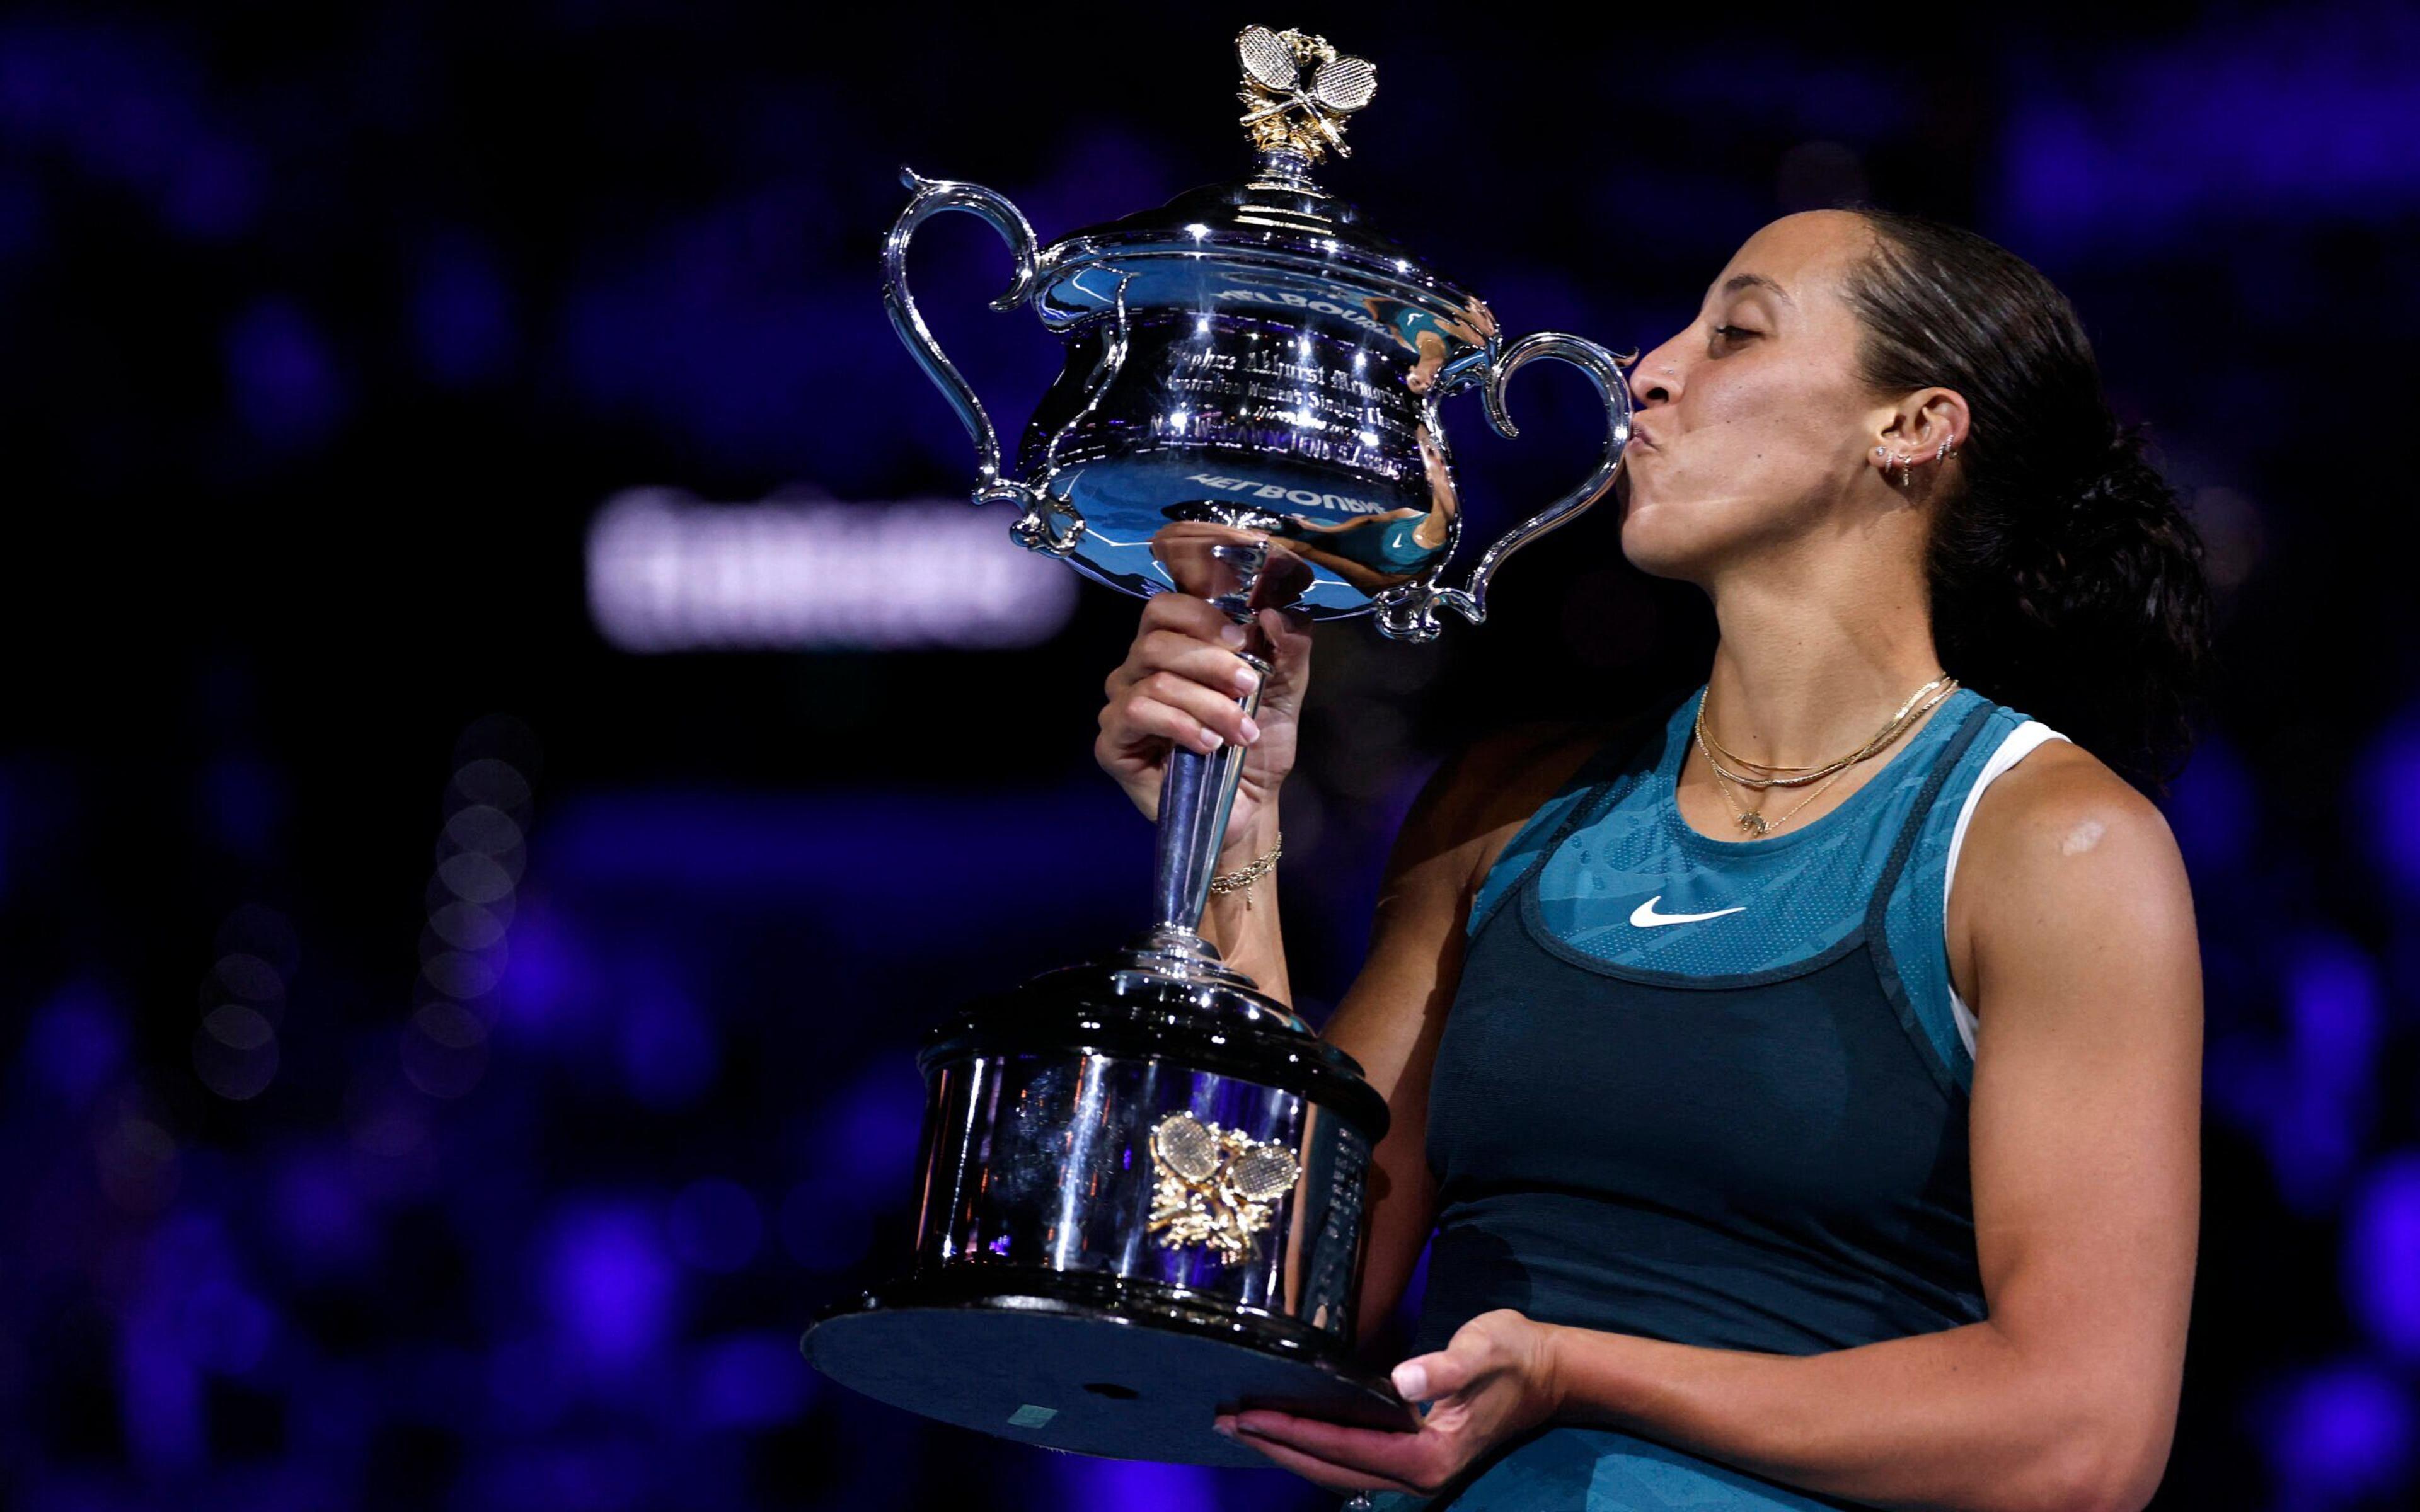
[801,24,1634,1466]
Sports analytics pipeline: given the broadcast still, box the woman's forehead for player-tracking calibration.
[1714,210,1871,304]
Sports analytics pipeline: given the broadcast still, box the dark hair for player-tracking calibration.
[1838,207,2213,790]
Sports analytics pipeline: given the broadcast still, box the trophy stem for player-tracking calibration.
[1250,146,1317,188]
[1144,641,1271,959]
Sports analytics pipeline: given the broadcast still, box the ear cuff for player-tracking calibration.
[1872,437,1959,485]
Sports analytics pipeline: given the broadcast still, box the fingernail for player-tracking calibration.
[1393,1363,1429,1400]
[1213,1419,1237,1438]
[1233,665,1259,696]
[1240,716,1261,744]
[1200,730,1224,752]
[1219,624,1248,648]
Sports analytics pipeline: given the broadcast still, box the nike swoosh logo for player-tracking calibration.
[1629,895,1747,928]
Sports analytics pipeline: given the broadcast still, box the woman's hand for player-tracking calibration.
[1213,1309,1564,1499]
[1095,592,1311,854]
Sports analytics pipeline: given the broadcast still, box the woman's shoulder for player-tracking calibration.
[1951,734,2190,932]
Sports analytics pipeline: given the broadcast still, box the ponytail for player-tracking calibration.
[1841,208,2213,789]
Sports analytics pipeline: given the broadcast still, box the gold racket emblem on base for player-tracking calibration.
[1146,1111,1303,1263]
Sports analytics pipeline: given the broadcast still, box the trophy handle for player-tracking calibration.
[882,167,1043,500]
[1376,331,1636,643]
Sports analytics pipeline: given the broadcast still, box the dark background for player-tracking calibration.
[4,2,2416,1508]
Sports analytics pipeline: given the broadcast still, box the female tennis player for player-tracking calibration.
[1095,207,2210,1511]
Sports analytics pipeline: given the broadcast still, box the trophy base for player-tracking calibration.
[802,1266,1417,1466]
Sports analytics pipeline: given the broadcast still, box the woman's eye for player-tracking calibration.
[1710,324,1758,343]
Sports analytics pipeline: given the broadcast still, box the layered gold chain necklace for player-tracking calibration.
[1691,673,1959,837]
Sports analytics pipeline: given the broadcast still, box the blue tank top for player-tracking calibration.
[1366,685,2056,1511]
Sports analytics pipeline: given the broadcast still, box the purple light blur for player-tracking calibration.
[536,784,1145,922]
[2261,1357,2415,1501]
[2266,934,2383,1215]
[617,987,719,1109]
[1048,1453,1223,1511]
[2161,734,2254,876]
[224,297,348,451]
[118,1325,202,1472]
[546,1203,678,1375]
[490,899,580,1038]
[413,231,517,387]
[1997,6,2420,254]
[454,1441,655,1512]
[21,978,125,1106]
[2359,711,2420,902]
[176,1276,275,1376]
[483,1336,573,1436]
[163,135,262,242]
[690,1331,812,1430]
[585,489,1078,653]
[271,1146,373,1275]
[831,1068,925,1200]
[2346,1154,2420,1361]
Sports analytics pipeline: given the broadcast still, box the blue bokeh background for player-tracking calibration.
[4,3,2416,1508]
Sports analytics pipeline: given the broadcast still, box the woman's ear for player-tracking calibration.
[1868,387,1970,483]
[1896,387,1969,460]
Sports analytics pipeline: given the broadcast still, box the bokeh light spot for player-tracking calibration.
[429,899,508,952]
[193,1008,278,1101]
[547,1203,677,1373]
[452,758,533,813]
[439,851,516,905]
[444,803,525,857]
[2347,1154,2420,1361]
[2259,1358,2415,1503]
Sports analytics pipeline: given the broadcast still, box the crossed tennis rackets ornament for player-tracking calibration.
[1146,1111,1305,1263]
[1235,24,1378,162]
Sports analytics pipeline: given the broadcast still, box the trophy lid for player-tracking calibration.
[1035,26,1483,332]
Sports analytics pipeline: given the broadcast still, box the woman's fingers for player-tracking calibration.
[1257,605,1313,670]
[1214,1420,1424,1495]
[1137,590,1246,646]
[1132,668,1259,747]
[1102,678,1251,756]
[1102,595,1308,761]
[1108,629,1263,702]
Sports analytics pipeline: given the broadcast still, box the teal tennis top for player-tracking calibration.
[1366,684,2066,1511]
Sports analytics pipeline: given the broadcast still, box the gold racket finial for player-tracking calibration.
[1235,26,1376,164]
[1145,1112,1303,1264]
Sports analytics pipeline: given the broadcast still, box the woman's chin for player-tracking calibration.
[1615,496,1707,581]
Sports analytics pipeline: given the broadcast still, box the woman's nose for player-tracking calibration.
[1627,336,1685,409]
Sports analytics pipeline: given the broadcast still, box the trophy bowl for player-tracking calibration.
[802,24,1634,1467]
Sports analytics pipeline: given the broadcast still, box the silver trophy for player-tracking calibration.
[802,25,1633,1466]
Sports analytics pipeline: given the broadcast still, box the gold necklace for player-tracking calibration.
[1693,674,1956,791]
[1694,718,1823,774]
[1708,754,1853,838]
[1698,676,1959,837]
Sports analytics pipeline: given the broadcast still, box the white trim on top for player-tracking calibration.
[1943,721,2071,1060]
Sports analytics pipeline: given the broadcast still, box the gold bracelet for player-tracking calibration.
[1208,832,1284,910]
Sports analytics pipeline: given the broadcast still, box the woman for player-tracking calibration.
[1277,423,1464,593]
[1095,208,2208,1511]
